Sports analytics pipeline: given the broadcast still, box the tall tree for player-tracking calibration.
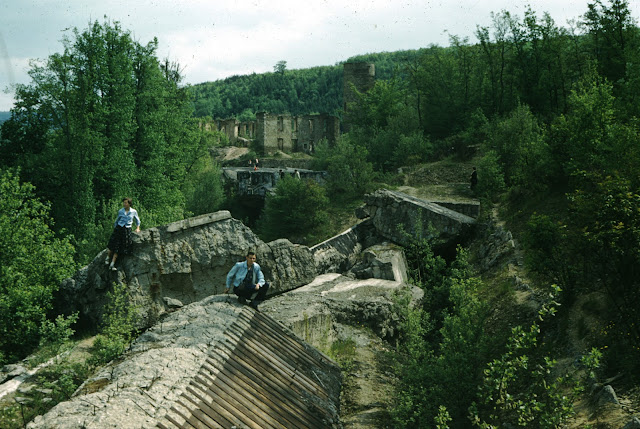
[583,0,635,86]
[0,19,209,262]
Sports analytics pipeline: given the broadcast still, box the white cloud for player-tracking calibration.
[0,0,639,110]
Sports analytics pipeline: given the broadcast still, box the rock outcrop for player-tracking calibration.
[347,242,409,282]
[30,238,419,429]
[264,242,420,345]
[56,211,316,331]
[56,190,478,334]
[310,219,379,274]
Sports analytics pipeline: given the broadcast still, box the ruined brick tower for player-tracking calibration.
[342,62,375,132]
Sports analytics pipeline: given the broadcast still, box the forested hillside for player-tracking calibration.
[189,50,421,119]
[1,0,640,427]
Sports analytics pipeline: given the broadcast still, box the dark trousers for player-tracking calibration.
[234,282,270,304]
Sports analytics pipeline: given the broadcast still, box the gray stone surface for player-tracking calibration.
[311,220,378,274]
[347,242,409,283]
[262,241,421,344]
[430,200,481,219]
[29,296,342,429]
[27,248,415,429]
[476,224,516,271]
[597,385,621,406]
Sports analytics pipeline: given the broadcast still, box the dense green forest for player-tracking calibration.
[1,0,640,427]
[189,50,420,119]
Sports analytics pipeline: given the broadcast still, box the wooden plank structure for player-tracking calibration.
[157,307,340,429]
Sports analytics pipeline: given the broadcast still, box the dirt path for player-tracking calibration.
[337,324,395,429]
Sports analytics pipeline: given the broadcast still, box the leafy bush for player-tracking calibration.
[184,160,224,216]
[392,132,434,167]
[474,150,506,201]
[567,172,640,371]
[39,314,78,348]
[258,175,329,244]
[470,287,599,428]
[392,244,490,428]
[0,170,76,363]
[488,104,550,192]
[89,282,139,366]
[313,136,375,202]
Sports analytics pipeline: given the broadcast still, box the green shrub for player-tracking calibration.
[89,282,139,366]
[474,150,506,201]
[392,245,490,428]
[312,136,374,202]
[39,313,79,349]
[184,160,224,216]
[469,286,600,428]
[258,175,329,244]
[0,170,76,362]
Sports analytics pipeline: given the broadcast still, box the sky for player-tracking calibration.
[1,0,639,111]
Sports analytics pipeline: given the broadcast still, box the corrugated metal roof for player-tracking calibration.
[157,307,340,429]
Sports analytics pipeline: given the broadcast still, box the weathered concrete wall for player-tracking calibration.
[256,112,295,153]
[201,113,339,154]
[255,112,340,154]
[310,219,378,274]
[362,189,477,248]
[347,242,409,283]
[431,200,481,219]
[218,118,238,142]
[298,114,340,151]
[238,120,255,139]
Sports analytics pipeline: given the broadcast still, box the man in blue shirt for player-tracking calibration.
[224,251,270,311]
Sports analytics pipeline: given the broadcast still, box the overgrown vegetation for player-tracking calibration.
[0,280,138,429]
[258,175,330,244]
[0,170,76,363]
[88,281,140,367]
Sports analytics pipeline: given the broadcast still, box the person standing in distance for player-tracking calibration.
[470,166,478,191]
[224,251,270,311]
[105,197,141,271]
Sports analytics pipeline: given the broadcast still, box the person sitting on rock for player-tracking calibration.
[224,250,270,311]
[105,197,141,271]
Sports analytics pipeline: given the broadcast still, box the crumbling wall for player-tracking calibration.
[255,112,340,155]
[298,114,340,151]
[256,112,295,153]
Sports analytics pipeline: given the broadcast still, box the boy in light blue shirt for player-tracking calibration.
[224,251,270,311]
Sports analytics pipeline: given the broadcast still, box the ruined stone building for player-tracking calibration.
[205,113,339,155]
[202,62,374,154]
[255,112,339,154]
